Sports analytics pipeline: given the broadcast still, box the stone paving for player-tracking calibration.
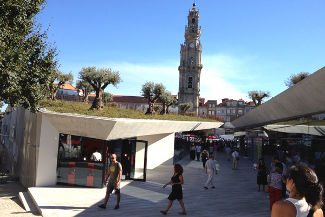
[0,182,38,217]
[1,152,271,217]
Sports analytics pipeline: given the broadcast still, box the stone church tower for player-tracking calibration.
[178,3,202,115]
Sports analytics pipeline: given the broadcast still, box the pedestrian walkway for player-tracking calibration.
[27,152,269,217]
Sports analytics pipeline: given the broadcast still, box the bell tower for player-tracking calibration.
[178,3,202,115]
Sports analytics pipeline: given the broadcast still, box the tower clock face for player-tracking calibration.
[190,43,194,48]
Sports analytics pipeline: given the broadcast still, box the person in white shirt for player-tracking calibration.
[232,150,239,170]
[204,155,218,189]
[91,149,102,162]
[195,145,201,161]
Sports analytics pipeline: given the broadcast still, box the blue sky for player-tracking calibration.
[38,0,325,102]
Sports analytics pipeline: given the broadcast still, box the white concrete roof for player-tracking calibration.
[40,109,223,140]
[232,66,325,129]
[264,125,325,136]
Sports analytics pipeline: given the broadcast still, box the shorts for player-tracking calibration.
[106,182,120,195]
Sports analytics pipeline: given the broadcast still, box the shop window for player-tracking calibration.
[57,134,105,187]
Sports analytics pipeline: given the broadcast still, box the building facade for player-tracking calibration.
[178,3,203,115]
[202,98,255,122]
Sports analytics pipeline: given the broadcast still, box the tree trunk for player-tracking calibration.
[160,104,168,115]
[91,88,103,110]
[145,101,154,115]
[83,89,89,103]
[53,89,59,100]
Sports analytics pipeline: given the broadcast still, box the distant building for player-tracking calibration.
[200,98,255,122]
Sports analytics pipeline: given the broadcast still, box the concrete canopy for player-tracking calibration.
[40,109,223,140]
[264,125,325,137]
[232,66,325,130]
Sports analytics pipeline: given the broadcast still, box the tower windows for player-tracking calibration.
[188,77,193,88]
[190,57,195,65]
[192,18,195,24]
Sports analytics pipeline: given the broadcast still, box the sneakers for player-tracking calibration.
[160,210,167,215]
[204,186,208,189]
[114,205,119,210]
[178,211,187,215]
[211,186,215,189]
[98,204,106,209]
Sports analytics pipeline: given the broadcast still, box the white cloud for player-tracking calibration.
[70,54,252,102]
[200,54,251,102]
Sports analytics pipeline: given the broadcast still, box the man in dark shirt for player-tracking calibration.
[98,153,122,209]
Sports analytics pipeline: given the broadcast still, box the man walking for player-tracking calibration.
[232,149,239,170]
[98,153,122,209]
[204,155,218,189]
[195,144,201,161]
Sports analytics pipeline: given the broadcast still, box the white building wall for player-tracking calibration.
[35,115,59,186]
[138,133,174,169]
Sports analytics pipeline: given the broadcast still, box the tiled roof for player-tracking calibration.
[112,95,147,103]
[59,83,78,91]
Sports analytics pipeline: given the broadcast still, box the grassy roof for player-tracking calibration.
[39,99,218,122]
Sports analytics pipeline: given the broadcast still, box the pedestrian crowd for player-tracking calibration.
[254,154,325,217]
[98,142,324,217]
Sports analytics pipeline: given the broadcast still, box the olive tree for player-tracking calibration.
[178,102,193,114]
[285,72,310,88]
[248,90,270,106]
[141,82,165,115]
[159,91,177,114]
[102,92,113,105]
[76,80,94,103]
[79,67,120,110]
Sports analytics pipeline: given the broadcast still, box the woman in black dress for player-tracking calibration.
[257,158,267,192]
[160,164,186,215]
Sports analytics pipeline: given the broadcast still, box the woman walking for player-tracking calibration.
[272,165,323,217]
[160,164,186,215]
[201,150,209,169]
[257,159,268,192]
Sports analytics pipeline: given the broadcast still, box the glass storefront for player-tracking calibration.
[56,134,148,187]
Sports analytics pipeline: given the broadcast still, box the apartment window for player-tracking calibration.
[232,109,236,114]
[217,109,221,114]
[227,109,231,114]
[238,109,243,114]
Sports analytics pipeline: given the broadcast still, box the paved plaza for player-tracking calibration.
[1,152,270,217]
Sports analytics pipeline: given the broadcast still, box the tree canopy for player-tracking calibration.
[141,82,165,115]
[79,66,120,110]
[248,90,270,106]
[76,80,94,102]
[159,91,177,114]
[0,0,57,112]
[285,72,310,88]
